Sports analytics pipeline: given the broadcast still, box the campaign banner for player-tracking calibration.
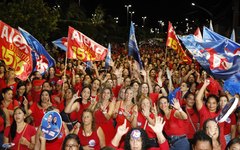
[67,26,108,61]
[41,111,62,140]
[166,21,192,64]
[0,21,33,81]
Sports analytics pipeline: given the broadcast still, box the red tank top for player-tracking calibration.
[78,127,101,149]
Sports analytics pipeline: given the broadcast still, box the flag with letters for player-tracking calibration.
[19,27,55,75]
[0,21,32,81]
[67,26,107,61]
[166,21,192,64]
[128,21,143,69]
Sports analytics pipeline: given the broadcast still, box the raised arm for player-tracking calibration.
[196,79,210,111]
[64,92,80,113]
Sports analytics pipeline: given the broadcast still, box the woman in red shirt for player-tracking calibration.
[4,107,36,150]
[196,79,226,149]
[157,96,190,149]
[1,87,19,125]
[74,109,105,149]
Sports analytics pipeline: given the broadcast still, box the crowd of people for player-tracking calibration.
[0,43,240,150]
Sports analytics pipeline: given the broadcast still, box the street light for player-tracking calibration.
[114,17,119,24]
[129,11,135,21]
[125,5,132,26]
[142,16,147,27]
[191,3,213,19]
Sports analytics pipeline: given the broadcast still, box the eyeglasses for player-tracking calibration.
[65,144,79,149]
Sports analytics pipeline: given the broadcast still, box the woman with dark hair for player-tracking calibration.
[90,78,101,102]
[93,86,116,145]
[183,92,200,142]
[157,96,190,149]
[0,69,18,96]
[59,88,80,131]
[46,67,59,87]
[61,133,83,150]
[15,81,28,105]
[3,107,36,149]
[23,90,53,128]
[1,87,19,125]
[110,116,169,150]
[0,64,6,79]
[73,109,105,149]
[64,86,92,124]
[203,119,221,150]
[225,137,240,150]
[196,79,226,149]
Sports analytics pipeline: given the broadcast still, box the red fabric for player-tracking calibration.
[115,101,132,129]
[161,110,186,136]
[4,124,36,150]
[0,115,4,132]
[74,82,83,93]
[29,102,45,127]
[45,124,66,150]
[78,102,91,122]
[112,85,122,98]
[224,113,237,135]
[59,100,79,121]
[94,108,115,145]
[48,76,59,86]
[7,82,18,96]
[1,99,19,124]
[30,90,41,103]
[137,112,156,138]
[198,105,226,150]
[149,93,159,105]
[184,108,200,139]
[78,127,101,149]
[175,91,186,106]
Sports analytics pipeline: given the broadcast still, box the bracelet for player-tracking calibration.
[102,111,107,114]
[178,108,183,112]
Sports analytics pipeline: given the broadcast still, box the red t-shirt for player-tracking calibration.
[1,99,19,124]
[224,113,237,135]
[0,115,4,132]
[149,93,159,105]
[45,124,66,150]
[184,108,200,139]
[4,124,36,150]
[30,102,45,127]
[161,109,186,136]
[78,127,101,149]
[137,111,156,138]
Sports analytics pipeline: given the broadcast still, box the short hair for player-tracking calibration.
[61,133,82,150]
[192,130,213,149]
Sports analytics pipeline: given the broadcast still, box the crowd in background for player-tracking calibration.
[0,42,240,150]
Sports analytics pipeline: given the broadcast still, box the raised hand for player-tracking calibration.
[149,116,165,135]
[171,98,181,110]
[117,119,129,136]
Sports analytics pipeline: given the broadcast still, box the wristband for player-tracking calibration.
[178,108,183,112]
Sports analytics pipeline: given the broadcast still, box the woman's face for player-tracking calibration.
[92,80,100,91]
[82,112,92,125]
[180,82,189,92]
[125,89,133,101]
[132,83,139,91]
[154,85,161,93]
[119,88,126,100]
[129,130,142,150]
[49,68,55,75]
[228,143,240,150]
[219,96,228,109]
[205,120,219,140]
[3,90,13,101]
[41,91,50,103]
[102,89,111,101]
[14,108,25,123]
[159,98,169,111]
[42,83,52,91]
[141,84,149,95]
[65,139,80,150]
[18,85,26,96]
[47,114,53,123]
[206,98,218,112]
[186,94,195,108]
[81,88,91,100]
[141,98,151,111]
[65,89,73,100]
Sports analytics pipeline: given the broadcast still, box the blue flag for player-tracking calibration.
[105,43,111,69]
[19,27,55,75]
[179,34,240,80]
[52,37,67,51]
[168,87,180,105]
[128,21,143,69]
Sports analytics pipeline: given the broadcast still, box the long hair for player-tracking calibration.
[81,109,96,131]
[203,119,220,145]
[10,107,27,141]
[38,90,52,107]
[205,94,220,113]
[124,128,149,150]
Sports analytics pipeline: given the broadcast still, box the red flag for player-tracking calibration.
[67,26,107,61]
[166,21,192,64]
[0,21,33,81]
[194,27,203,41]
